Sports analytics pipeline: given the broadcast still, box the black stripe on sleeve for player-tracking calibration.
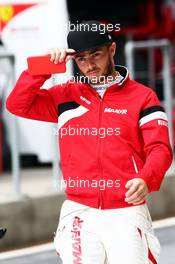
[139,106,165,120]
[58,101,80,116]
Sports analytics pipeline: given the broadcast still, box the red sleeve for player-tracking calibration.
[137,90,173,193]
[6,70,67,123]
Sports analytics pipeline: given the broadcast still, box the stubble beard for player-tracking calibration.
[78,56,115,85]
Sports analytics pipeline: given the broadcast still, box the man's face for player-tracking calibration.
[74,42,116,84]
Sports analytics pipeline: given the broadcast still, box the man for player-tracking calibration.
[6,20,173,264]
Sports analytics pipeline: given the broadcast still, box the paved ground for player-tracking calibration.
[0,225,175,264]
[0,250,61,264]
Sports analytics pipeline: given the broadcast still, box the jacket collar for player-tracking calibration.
[115,65,129,87]
[87,65,129,91]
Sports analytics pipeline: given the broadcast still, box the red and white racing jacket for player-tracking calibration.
[6,66,173,209]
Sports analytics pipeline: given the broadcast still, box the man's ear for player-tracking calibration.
[109,42,116,57]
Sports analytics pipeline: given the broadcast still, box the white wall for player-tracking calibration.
[1,0,72,162]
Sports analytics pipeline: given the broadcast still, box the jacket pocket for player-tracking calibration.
[131,155,139,174]
[131,154,144,174]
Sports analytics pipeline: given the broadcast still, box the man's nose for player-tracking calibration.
[86,57,96,69]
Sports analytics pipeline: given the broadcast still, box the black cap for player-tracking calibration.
[67,20,113,53]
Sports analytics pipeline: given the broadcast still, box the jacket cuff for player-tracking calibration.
[136,166,160,193]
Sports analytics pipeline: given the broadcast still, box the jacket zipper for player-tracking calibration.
[97,90,109,209]
[98,97,103,209]
[131,155,139,174]
[86,85,110,209]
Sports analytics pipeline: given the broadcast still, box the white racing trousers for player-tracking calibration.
[54,200,160,264]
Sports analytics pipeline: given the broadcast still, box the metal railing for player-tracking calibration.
[124,39,174,148]
[0,50,21,196]
[125,39,175,175]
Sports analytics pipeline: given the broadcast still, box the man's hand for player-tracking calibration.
[125,178,149,205]
[44,48,76,64]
